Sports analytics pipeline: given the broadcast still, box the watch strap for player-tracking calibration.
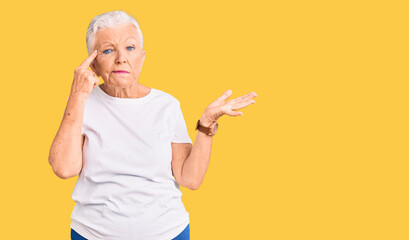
[195,119,216,136]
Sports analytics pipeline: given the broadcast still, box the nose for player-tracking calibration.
[115,49,127,64]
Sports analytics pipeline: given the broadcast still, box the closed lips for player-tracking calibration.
[113,70,129,73]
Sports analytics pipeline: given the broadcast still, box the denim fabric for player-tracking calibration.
[172,224,190,240]
[71,224,190,240]
[71,228,87,240]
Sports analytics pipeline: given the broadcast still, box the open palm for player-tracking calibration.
[201,89,258,125]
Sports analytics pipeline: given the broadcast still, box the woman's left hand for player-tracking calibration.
[200,89,257,126]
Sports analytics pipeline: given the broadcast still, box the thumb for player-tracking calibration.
[216,89,233,103]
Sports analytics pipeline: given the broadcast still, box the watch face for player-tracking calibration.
[213,122,219,135]
[195,120,200,130]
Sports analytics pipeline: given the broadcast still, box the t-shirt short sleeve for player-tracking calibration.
[171,101,192,144]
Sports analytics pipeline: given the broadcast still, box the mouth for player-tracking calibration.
[113,70,129,74]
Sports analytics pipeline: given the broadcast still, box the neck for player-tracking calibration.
[100,82,149,99]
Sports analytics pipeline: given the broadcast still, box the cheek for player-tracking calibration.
[98,60,111,71]
[130,57,143,67]
[130,54,142,62]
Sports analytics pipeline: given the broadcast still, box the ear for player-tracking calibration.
[90,61,100,77]
[138,50,146,72]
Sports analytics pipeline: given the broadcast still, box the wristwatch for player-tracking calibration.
[195,119,219,136]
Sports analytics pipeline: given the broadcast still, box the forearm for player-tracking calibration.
[48,95,86,179]
[181,116,215,189]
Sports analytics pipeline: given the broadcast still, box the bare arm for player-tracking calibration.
[49,50,99,179]
[48,95,86,179]
[180,90,257,189]
[180,117,214,190]
[171,118,212,191]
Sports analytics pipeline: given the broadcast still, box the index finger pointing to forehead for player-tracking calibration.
[79,50,98,68]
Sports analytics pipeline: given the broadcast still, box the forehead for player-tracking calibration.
[94,23,141,46]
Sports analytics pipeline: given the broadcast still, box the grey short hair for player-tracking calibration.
[86,10,144,55]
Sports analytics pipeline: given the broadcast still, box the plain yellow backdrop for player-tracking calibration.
[0,0,408,239]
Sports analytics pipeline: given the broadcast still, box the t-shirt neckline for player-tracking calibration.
[96,84,155,104]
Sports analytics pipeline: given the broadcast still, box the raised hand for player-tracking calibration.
[69,50,100,99]
[200,89,257,126]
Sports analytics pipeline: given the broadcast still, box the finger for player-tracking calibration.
[83,71,99,84]
[79,50,98,69]
[231,100,256,110]
[83,70,96,78]
[225,109,243,116]
[215,89,233,103]
[231,91,257,103]
[88,70,97,78]
[91,74,99,89]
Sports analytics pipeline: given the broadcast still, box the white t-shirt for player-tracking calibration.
[67,85,192,240]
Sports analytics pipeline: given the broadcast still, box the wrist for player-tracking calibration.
[69,93,88,102]
[199,116,216,128]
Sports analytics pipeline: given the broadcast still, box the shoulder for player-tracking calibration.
[152,88,181,106]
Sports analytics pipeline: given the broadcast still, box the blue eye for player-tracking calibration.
[102,46,134,54]
[103,49,112,54]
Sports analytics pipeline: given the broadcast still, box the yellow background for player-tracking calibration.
[0,0,408,239]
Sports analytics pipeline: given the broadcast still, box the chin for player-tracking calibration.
[107,79,134,87]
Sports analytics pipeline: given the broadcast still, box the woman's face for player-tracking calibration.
[90,23,145,87]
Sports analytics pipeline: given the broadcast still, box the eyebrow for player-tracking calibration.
[100,37,138,46]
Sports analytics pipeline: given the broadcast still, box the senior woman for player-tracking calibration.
[48,10,257,240]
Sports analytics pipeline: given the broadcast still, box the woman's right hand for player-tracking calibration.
[69,50,99,99]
